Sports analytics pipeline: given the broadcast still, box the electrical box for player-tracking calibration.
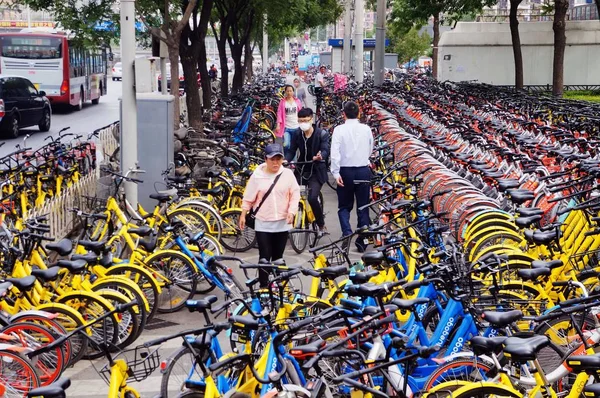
[120,93,174,211]
[134,57,158,93]
[385,53,398,69]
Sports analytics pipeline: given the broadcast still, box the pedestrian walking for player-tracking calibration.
[330,101,373,252]
[285,107,329,236]
[276,85,303,158]
[314,65,327,113]
[294,78,307,107]
[239,143,300,287]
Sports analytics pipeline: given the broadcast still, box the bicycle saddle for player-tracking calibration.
[313,265,348,280]
[507,189,535,205]
[470,336,507,356]
[5,276,37,292]
[56,259,88,274]
[583,383,600,398]
[496,179,520,192]
[515,215,542,229]
[221,156,237,168]
[167,175,187,184]
[390,297,430,310]
[185,295,218,312]
[361,252,386,267]
[78,240,107,254]
[229,315,259,331]
[45,239,73,257]
[525,230,559,246]
[516,207,544,217]
[363,303,399,316]
[27,377,70,398]
[199,185,223,195]
[348,270,379,284]
[345,283,394,298]
[205,168,222,179]
[31,267,61,283]
[481,309,523,327]
[290,338,326,356]
[71,252,98,263]
[149,193,173,203]
[128,226,153,237]
[517,267,551,282]
[504,336,550,362]
[531,259,563,270]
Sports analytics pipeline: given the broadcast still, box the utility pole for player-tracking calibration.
[374,0,385,86]
[284,38,290,63]
[343,0,352,73]
[120,0,138,204]
[354,0,364,82]
[262,16,268,74]
[26,6,31,28]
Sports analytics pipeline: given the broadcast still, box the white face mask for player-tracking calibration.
[299,122,312,132]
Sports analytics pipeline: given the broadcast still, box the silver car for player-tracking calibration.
[112,62,122,81]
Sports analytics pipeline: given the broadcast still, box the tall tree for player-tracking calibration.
[552,0,569,97]
[390,27,432,64]
[509,0,524,90]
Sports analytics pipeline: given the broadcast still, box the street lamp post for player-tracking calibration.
[354,0,364,82]
[120,0,138,204]
[374,0,385,86]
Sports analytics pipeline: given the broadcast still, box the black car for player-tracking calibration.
[0,76,52,138]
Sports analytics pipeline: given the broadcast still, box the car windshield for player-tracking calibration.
[0,35,62,59]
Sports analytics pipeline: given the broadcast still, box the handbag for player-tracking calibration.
[245,173,282,230]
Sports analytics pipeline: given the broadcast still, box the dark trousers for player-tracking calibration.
[256,230,288,286]
[314,87,323,113]
[306,175,325,228]
[337,166,371,238]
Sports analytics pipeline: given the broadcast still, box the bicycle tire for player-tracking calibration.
[91,289,142,351]
[166,208,211,239]
[1,322,64,386]
[220,209,256,252]
[145,251,198,313]
[38,305,88,366]
[56,293,119,360]
[442,383,523,398]
[175,200,223,241]
[103,265,160,322]
[160,345,208,398]
[0,349,41,394]
[424,357,495,391]
[290,203,309,254]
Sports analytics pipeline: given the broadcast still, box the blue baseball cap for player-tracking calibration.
[265,143,284,158]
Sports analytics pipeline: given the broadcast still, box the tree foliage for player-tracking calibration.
[392,27,431,64]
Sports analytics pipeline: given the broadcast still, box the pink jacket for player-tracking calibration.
[242,164,300,221]
[276,97,303,137]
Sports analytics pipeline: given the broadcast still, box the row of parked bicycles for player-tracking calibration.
[5,74,600,398]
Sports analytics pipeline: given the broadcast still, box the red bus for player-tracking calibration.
[0,30,107,109]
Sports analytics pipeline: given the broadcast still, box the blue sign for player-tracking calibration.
[328,38,390,48]
[94,21,145,32]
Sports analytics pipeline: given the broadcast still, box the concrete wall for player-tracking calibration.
[438,21,600,86]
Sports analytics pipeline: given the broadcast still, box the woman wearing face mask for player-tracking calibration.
[276,84,303,158]
[293,78,307,107]
[284,107,330,236]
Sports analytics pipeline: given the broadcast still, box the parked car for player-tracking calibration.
[158,63,200,92]
[0,75,52,138]
[112,62,122,81]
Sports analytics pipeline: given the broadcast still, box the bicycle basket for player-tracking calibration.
[569,249,600,272]
[96,175,116,201]
[311,235,352,267]
[98,345,160,385]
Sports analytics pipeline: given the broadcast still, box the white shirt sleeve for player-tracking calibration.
[330,127,342,179]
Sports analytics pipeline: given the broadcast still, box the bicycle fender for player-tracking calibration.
[55,290,119,322]
[449,381,524,398]
[91,276,151,312]
[9,309,58,323]
[36,303,90,335]
[103,263,163,294]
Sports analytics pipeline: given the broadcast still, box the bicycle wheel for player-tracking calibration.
[290,203,309,254]
[211,261,246,300]
[444,384,522,398]
[145,251,198,313]
[166,208,211,237]
[160,346,208,398]
[220,209,256,252]
[103,265,160,322]
[39,306,88,366]
[91,289,142,351]
[55,293,119,360]
[9,314,70,368]
[175,200,222,241]
[424,357,495,391]
[1,322,64,386]
[0,349,41,395]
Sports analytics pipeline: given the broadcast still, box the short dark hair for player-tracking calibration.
[297,108,314,118]
[284,84,294,92]
[343,101,360,119]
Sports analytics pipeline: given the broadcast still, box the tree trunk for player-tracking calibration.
[231,45,244,92]
[596,0,600,19]
[168,47,181,130]
[180,53,202,131]
[552,0,569,97]
[509,0,524,90]
[244,37,253,82]
[432,13,440,80]
[198,43,212,109]
[214,33,229,97]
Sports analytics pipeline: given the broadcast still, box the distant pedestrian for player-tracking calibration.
[276,84,303,158]
[240,143,300,287]
[330,101,373,252]
[208,64,217,80]
[293,78,307,107]
[314,65,327,113]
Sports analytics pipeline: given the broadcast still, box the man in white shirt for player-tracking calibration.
[330,101,374,251]
[314,66,326,114]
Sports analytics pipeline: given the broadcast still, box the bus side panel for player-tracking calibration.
[69,76,86,106]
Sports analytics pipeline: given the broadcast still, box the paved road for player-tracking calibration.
[0,79,122,158]
[51,76,370,397]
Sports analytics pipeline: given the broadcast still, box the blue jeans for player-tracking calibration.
[337,166,371,239]
[284,128,298,159]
